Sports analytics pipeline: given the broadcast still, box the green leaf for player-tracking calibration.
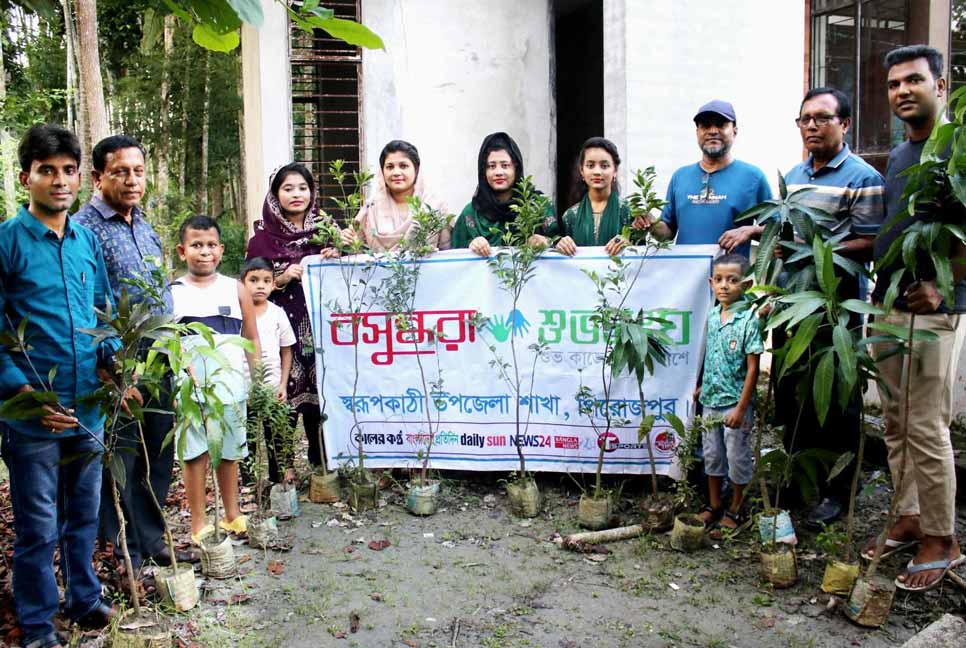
[766,296,825,331]
[638,415,656,442]
[778,313,822,381]
[826,451,855,484]
[778,171,788,199]
[665,413,686,439]
[226,0,263,27]
[813,237,838,300]
[0,389,59,420]
[832,320,857,395]
[931,252,954,304]
[192,24,240,52]
[882,268,905,312]
[813,351,835,426]
[840,299,883,316]
[108,453,127,489]
[901,229,920,275]
[303,16,385,50]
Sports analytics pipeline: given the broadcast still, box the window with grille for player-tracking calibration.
[290,0,363,221]
[810,1,933,170]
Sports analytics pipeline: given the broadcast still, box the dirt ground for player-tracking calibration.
[3,444,966,648]
[131,470,965,648]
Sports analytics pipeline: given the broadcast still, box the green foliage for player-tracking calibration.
[624,166,668,245]
[577,206,674,498]
[814,521,849,559]
[248,361,294,513]
[671,414,705,511]
[162,0,383,52]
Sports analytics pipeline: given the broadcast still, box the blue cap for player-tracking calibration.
[694,100,736,123]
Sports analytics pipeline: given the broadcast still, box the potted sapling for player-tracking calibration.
[312,160,380,511]
[167,324,253,579]
[246,362,284,548]
[76,290,190,636]
[309,161,370,504]
[623,167,680,532]
[668,414,708,552]
[371,196,452,515]
[575,226,674,530]
[478,177,551,517]
[268,412,299,520]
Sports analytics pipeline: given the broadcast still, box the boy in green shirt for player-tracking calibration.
[695,254,763,537]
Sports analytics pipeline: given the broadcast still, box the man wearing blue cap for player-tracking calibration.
[646,100,772,258]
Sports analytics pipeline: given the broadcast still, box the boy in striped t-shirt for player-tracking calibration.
[172,215,260,544]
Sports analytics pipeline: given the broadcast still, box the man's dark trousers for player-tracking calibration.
[98,383,174,566]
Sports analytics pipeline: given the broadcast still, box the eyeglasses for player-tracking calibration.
[795,114,838,128]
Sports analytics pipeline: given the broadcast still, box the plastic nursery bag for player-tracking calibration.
[758,510,798,546]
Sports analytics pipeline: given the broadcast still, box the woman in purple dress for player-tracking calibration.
[247,163,338,479]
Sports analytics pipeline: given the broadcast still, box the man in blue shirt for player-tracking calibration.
[74,135,191,574]
[0,124,120,648]
[777,88,885,527]
[647,100,772,257]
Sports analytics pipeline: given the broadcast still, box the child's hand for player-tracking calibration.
[283,468,296,485]
[277,388,287,401]
[723,407,744,429]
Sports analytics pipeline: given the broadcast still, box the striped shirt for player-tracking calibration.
[784,144,885,236]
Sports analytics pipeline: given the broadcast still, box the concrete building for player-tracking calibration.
[240,0,966,417]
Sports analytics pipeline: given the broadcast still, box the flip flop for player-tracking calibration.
[860,537,919,561]
[894,554,966,592]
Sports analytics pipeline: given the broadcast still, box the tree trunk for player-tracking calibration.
[75,0,108,145]
[156,14,174,219]
[198,52,210,213]
[63,0,90,193]
[60,0,76,132]
[0,34,17,218]
[211,179,224,217]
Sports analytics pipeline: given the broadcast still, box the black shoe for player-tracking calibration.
[151,546,200,566]
[806,497,843,528]
[76,601,117,631]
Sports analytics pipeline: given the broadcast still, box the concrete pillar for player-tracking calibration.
[241,1,293,233]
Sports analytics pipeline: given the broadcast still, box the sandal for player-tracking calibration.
[709,510,746,541]
[894,554,966,592]
[861,537,919,561]
[699,505,723,529]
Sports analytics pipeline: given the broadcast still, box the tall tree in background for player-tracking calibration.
[0,33,16,217]
[74,0,106,143]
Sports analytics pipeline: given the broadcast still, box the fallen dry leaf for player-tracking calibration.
[333,631,346,639]
[267,560,285,575]
[402,641,419,648]
[368,539,391,551]
[237,554,252,565]
[349,611,360,633]
[370,592,383,602]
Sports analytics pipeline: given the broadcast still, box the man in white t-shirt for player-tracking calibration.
[242,257,297,483]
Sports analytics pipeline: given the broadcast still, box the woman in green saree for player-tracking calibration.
[535,137,631,256]
[452,132,554,256]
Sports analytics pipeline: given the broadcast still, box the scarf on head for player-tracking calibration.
[353,173,447,252]
[571,190,624,246]
[471,132,525,225]
[246,166,323,267]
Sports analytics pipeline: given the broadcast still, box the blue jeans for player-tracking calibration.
[1,425,104,644]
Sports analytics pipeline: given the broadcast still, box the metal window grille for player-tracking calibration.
[290,0,363,220]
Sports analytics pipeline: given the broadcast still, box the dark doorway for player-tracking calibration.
[554,0,604,212]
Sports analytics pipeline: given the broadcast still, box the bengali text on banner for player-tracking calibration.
[302,245,717,476]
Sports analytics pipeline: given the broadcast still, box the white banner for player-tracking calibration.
[302,245,717,475]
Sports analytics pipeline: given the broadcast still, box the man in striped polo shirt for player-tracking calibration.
[777,87,886,527]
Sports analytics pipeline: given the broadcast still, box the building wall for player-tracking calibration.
[360,0,555,217]
[613,0,807,198]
